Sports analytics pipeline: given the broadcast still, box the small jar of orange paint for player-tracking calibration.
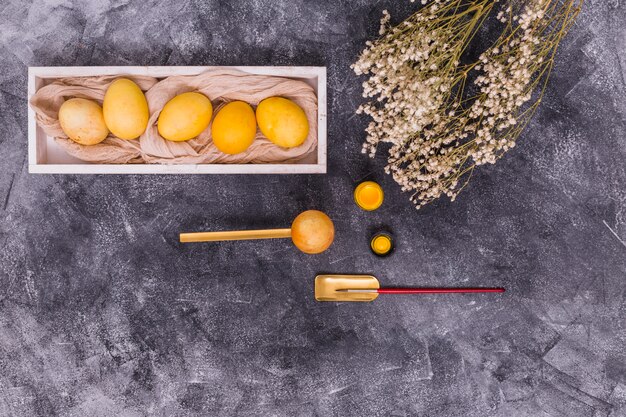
[370,232,393,257]
[354,181,384,211]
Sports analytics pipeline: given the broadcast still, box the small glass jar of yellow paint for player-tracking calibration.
[354,181,384,211]
[370,232,393,257]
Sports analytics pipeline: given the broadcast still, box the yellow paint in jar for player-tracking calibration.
[354,181,384,211]
[370,233,393,256]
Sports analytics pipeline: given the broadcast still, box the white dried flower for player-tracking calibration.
[353,0,582,209]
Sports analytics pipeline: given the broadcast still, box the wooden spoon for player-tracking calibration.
[180,210,335,255]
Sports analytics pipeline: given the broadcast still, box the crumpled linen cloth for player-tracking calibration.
[29,69,318,165]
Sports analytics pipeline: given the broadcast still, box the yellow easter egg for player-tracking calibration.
[157,92,213,142]
[211,101,257,154]
[255,97,309,148]
[103,78,149,140]
[58,98,109,145]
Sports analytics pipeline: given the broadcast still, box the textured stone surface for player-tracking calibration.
[0,1,625,416]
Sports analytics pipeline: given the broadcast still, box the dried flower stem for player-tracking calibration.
[354,0,583,209]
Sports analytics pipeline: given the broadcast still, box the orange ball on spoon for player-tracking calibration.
[290,210,335,254]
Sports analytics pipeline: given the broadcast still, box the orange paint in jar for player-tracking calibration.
[370,233,393,256]
[354,181,384,211]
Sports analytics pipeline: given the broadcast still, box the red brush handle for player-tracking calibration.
[377,288,505,294]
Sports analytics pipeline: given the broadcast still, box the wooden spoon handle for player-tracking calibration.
[180,228,292,243]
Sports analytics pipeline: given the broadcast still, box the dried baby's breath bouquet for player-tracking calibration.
[353,0,582,208]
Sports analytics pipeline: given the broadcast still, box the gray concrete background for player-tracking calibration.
[0,1,625,416]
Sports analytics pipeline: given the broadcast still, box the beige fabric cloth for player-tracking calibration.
[29,69,318,165]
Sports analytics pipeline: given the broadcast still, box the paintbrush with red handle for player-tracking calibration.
[336,287,505,294]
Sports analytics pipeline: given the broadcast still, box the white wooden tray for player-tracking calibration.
[27,66,327,174]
